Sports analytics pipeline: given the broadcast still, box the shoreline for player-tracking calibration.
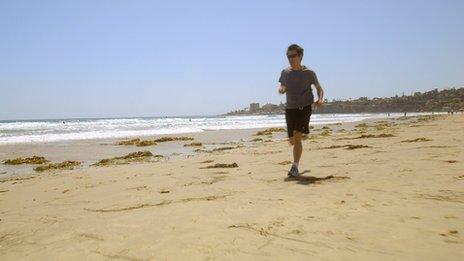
[0,113,444,179]
[0,112,445,146]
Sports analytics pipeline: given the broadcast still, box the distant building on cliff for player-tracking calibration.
[249,103,260,112]
[261,103,279,112]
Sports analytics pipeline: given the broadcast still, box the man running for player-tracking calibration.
[278,44,324,177]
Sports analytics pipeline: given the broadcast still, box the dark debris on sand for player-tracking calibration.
[255,128,285,136]
[201,163,239,169]
[3,156,50,165]
[92,151,162,166]
[34,161,81,172]
[401,137,432,143]
[117,136,194,147]
[322,144,371,150]
[338,133,394,140]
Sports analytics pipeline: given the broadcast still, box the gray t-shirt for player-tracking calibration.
[279,65,319,109]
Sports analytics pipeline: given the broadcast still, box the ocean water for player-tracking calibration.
[0,113,438,145]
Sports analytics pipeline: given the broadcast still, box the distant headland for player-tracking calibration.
[224,87,464,115]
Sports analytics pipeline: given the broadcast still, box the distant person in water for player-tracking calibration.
[278,44,324,177]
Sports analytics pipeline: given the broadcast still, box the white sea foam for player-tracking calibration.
[0,112,440,145]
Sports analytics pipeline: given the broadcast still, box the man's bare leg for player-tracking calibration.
[292,130,303,165]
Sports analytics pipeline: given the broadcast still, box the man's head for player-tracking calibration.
[286,44,304,67]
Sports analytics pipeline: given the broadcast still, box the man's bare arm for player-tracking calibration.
[314,83,324,106]
[278,84,286,94]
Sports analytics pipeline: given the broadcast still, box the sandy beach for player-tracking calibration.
[0,114,463,260]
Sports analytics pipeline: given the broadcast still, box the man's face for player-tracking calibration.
[287,50,301,66]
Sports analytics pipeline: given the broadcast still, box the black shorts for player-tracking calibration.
[285,105,312,138]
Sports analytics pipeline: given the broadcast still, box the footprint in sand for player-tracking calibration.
[417,190,464,203]
[126,185,148,191]
[78,233,104,242]
[276,160,291,165]
[286,228,306,236]
[228,218,323,247]
[84,194,230,213]
[201,176,227,185]
[440,230,461,243]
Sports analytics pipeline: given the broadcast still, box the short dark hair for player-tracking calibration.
[287,44,304,57]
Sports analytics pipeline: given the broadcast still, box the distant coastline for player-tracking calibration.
[224,87,464,116]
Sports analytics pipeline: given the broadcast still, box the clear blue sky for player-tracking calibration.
[1,0,463,120]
